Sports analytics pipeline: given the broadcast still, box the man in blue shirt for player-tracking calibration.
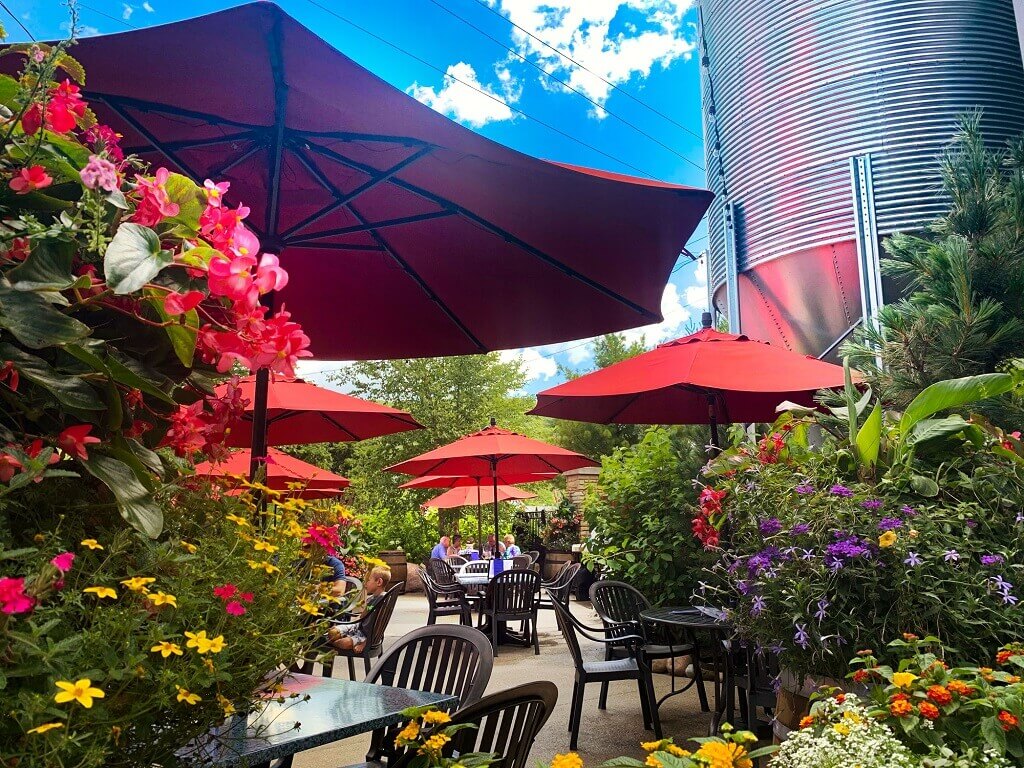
[430,535,450,560]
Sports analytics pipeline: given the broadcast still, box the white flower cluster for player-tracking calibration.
[919,746,1015,768]
[772,695,916,768]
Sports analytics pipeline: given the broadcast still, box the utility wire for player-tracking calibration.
[0,1,36,40]
[300,0,661,180]
[424,0,704,172]
[469,0,703,145]
[79,2,138,30]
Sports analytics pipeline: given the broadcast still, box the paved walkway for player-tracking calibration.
[295,593,713,767]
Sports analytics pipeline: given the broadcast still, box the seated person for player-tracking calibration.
[430,535,450,561]
[324,553,348,597]
[503,534,521,559]
[447,535,463,557]
[325,565,391,653]
[485,534,505,558]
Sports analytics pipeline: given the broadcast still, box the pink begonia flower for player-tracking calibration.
[131,168,180,227]
[10,165,53,195]
[225,601,246,616]
[200,203,251,253]
[254,254,288,294]
[45,80,86,133]
[83,124,125,163]
[57,424,101,461]
[80,154,120,193]
[163,380,246,459]
[204,179,230,207]
[163,290,205,316]
[51,552,75,573]
[0,577,34,614]
[0,451,22,483]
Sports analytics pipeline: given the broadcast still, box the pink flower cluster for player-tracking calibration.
[163,379,247,460]
[130,167,180,227]
[80,154,120,193]
[21,79,86,135]
[0,577,33,614]
[303,523,341,550]
[213,582,254,616]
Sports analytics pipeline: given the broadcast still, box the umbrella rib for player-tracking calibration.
[278,142,434,239]
[317,412,362,441]
[121,130,262,154]
[286,211,455,243]
[95,96,198,181]
[265,17,289,241]
[87,92,262,132]
[288,144,486,353]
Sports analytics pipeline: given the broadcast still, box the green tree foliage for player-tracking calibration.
[844,114,1024,426]
[331,354,535,560]
[547,333,650,459]
[583,426,711,605]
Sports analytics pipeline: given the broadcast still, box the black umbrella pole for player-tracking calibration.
[707,394,722,457]
[249,368,270,480]
[492,462,500,555]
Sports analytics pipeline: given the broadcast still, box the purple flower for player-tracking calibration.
[759,517,783,536]
[900,505,918,517]
[824,534,871,569]
[966,519,978,529]
[943,549,960,563]
[829,484,854,497]
[794,623,810,649]
[736,580,751,596]
[789,523,811,535]
[861,499,883,510]
[991,574,1014,593]
[1016,511,1024,525]
[769,642,784,655]
[771,675,782,694]
[814,598,829,622]
[1003,593,1019,606]
[795,483,815,495]
[800,549,816,561]
[904,551,923,567]
[878,517,903,531]
[982,554,1005,566]
[751,596,766,616]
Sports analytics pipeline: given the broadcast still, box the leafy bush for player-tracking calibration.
[583,427,710,606]
[697,368,1024,680]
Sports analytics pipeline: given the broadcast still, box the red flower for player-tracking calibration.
[213,583,238,600]
[225,601,246,616]
[998,710,1019,731]
[57,424,101,461]
[45,80,86,133]
[50,552,75,573]
[852,669,873,684]
[926,685,952,706]
[0,576,34,614]
[0,451,22,483]
[0,361,18,392]
[918,702,940,721]
[163,290,205,316]
[21,103,42,135]
[7,237,30,261]
[10,165,52,195]
[239,591,254,603]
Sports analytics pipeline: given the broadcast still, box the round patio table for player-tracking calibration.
[640,606,734,735]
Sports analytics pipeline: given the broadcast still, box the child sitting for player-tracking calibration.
[326,565,391,653]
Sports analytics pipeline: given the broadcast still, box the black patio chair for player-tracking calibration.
[331,582,403,679]
[511,554,531,570]
[363,624,494,765]
[427,557,460,586]
[445,555,468,568]
[477,569,541,656]
[393,681,557,768]
[421,569,473,626]
[590,580,708,712]
[549,593,661,750]
[525,550,540,565]
[537,562,581,612]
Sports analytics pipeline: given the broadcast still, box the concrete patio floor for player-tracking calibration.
[295,593,714,767]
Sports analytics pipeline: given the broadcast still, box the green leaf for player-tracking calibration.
[0,74,18,107]
[104,223,173,295]
[163,173,206,234]
[982,715,1008,754]
[7,239,77,292]
[910,474,940,497]
[0,285,90,348]
[105,353,177,406]
[147,295,198,368]
[0,343,103,410]
[900,373,1015,435]
[81,453,162,538]
[855,401,882,466]
[906,416,972,450]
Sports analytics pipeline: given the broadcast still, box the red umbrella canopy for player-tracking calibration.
[49,3,713,359]
[421,485,536,509]
[400,473,558,489]
[220,375,421,447]
[194,447,349,493]
[386,424,598,478]
[529,324,852,425]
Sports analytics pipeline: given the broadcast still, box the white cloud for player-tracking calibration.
[683,254,708,312]
[408,62,516,128]
[60,21,100,37]
[617,281,693,347]
[500,347,557,383]
[142,1,155,11]
[122,4,134,20]
[489,0,696,115]
[295,360,353,393]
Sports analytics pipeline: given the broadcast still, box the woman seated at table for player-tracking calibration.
[447,535,463,557]
[325,565,391,653]
[503,534,521,559]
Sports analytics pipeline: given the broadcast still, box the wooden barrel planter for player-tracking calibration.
[543,551,575,581]
[773,669,849,743]
[379,550,408,594]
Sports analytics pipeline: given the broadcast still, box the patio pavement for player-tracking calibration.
[295,593,713,767]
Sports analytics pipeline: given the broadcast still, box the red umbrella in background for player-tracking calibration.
[221,375,421,447]
[194,447,349,498]
[387,420,596,546]
[529,313,852,450]
[421,484,536,549]
[46,3,713,477]
[399,473,557,490]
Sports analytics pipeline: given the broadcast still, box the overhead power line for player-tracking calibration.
[424,0,704,172]
[469,0,704,145]
[0,1,36,40]
[79,2,137,30]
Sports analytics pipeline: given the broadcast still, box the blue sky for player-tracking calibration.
[8,0,709,392]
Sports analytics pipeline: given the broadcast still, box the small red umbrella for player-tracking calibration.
[221,375,422,447]
[529,314,852,449]
[422,484,535,509]
[194,447,350,497]
[387,420,596,543]
[399,473,557,490]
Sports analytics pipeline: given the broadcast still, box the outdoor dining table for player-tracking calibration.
[640,606,734,735]
[181,673,457,767]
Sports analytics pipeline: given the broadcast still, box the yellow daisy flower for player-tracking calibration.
[83,586,117,600]
[299,601,321,616]
[247,559,280,574]
[149,592,178,608]
[253,540,279,554]
[176,686,201,705]
[225,514,250,527]
[27,722,64,735]
[120,576,155,593]
[550,753,583,768]
[180,541,197,554]
[54,679,105,709]
[150,641,183,658]
[80,539,103,550]
[217,694,236,716]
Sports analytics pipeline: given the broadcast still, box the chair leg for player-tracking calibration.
[533,615,540,655]
[569,681,585,751]
[491,616,499,657]
[692,648,710,712]
[347,656,356,681]
[637,675,652,730]
[598,681,609,710]
[645,671,662,739]
[568,681,580,732]
[364,655,372,675]
[322,657,333,678]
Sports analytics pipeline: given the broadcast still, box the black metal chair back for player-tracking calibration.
[590,580,651,626]
[446,555,468,568]
[548,592,586,672]
[428,557,458,586]
[511,554,531,570]
[488,569,540,620]
[364,582,402,654]
[525,550,540,565]
[365,625,494,763]
[544,562,581,608]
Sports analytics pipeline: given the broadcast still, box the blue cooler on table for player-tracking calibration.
[489,558,505,577]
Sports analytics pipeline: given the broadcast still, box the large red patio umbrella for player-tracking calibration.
[399,473,557,490]
[221,375,421,447]
[412,478,542,547]
[194,447,349,498]
[529,314,852,449]
[37,3,712,477]
[386,421,596,545]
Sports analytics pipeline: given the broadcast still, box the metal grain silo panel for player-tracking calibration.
[699,0,1024,356]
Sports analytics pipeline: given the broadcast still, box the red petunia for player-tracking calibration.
[10,165,52,195]
[225,601,246,616]
[57,424,100,461]
[213,583,238,600]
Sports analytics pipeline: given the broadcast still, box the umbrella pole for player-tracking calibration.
[707,393,722,456]
[249,368,270,481]
[476,483,483,554]
[491,460,500,555]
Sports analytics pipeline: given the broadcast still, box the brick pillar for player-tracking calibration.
[562,466,601,541]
